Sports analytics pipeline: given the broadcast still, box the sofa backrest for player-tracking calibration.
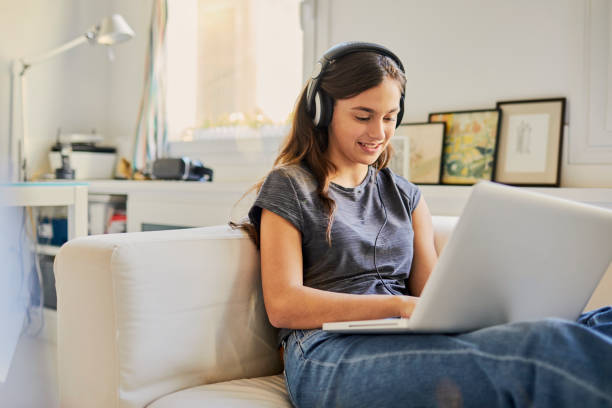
[432,216,458,255]
[54,216,457,408]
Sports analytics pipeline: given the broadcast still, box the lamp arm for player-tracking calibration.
[8,33,91,181]
[18,34,89,75]
[9,62,30,182]
[8,62,20,181]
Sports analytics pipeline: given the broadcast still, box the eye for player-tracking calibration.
[384,116,397,122]
[355,116,370,122]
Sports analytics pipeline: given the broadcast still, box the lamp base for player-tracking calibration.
[55,167,75,179]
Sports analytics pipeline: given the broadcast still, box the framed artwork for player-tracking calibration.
[429,109,501,185]
[389,122,445,184]
[494,98,566,187]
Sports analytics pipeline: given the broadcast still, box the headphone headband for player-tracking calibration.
[306,41,405,128]
[321,41,405,72]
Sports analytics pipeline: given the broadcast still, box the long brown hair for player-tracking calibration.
[231,51,406,247]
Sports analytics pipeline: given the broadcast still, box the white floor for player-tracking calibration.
[0,310,58,408]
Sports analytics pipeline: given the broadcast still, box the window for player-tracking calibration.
[166,0,303,141]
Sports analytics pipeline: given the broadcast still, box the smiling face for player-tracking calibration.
[326,76,402,178]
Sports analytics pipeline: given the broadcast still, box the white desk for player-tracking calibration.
[0,183,88,355]
[6,181,611,232]
[0,182,88,239]
[86,180,251,232]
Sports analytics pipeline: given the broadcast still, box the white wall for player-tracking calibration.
[308,0,612,187]
[2,0,611,187]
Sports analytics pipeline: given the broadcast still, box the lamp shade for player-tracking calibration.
[95,14,135,45]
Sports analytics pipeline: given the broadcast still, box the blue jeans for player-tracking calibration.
[282,307,612,407]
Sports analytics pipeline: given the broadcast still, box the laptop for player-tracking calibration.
[323,181,612,334]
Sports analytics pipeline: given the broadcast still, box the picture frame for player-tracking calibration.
[494,98,566,187]
[429,109,501,185]
[389,122,445,184]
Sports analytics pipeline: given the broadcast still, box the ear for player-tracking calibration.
[317,90,334,128]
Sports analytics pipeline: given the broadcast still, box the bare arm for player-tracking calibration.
[407,197,438,296]
[260,208,417,329]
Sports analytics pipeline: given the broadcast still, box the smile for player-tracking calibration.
[357,142,382,152]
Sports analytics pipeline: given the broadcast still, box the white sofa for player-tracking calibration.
[53,216,459,407]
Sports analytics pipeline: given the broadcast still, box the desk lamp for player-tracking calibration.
[8,14,135,182]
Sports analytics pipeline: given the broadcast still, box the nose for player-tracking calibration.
[367,117,387,141]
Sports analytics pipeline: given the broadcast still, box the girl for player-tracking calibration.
[242,42,612,407]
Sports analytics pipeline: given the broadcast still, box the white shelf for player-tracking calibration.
[419,185,612,216]
[86,179,251,195]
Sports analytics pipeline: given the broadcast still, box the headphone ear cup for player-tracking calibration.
[395,94,405,128]
[316,90,334,128]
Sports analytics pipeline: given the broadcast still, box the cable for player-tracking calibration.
[29,207,45,335]
[21,206,45,336]
[374,177,394,294]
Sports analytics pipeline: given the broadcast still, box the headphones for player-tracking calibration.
[305,41,405,129]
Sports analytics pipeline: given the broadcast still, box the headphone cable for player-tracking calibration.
[374,176,394,294]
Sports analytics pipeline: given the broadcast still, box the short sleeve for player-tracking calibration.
[390,170,422,214]
[248,168,304,235]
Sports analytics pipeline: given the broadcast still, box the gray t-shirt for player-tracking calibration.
[248,163,422,345]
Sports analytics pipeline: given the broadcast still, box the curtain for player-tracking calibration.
[132,0,168,175]
[0,205,34,382]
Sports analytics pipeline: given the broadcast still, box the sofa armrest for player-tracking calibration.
[54,226,281,408]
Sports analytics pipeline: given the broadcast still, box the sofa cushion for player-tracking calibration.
[148,374,292,408]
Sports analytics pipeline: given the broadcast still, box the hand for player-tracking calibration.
[396,295,418,318]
